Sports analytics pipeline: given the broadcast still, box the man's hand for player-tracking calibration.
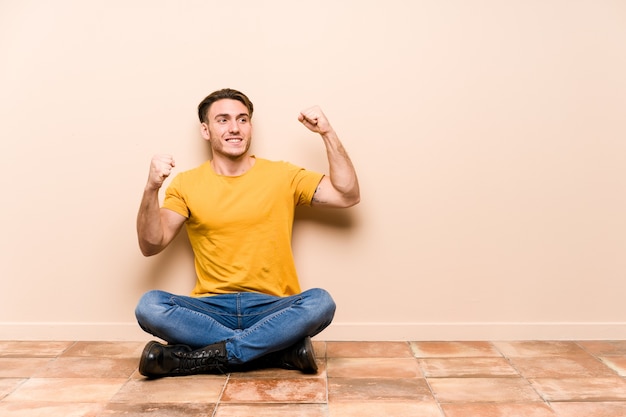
[147,154,175,190]
[298,106,333,136]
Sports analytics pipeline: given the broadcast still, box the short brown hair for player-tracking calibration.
[197,88,254,123]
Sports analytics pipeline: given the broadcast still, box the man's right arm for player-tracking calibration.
[136,154,186,256]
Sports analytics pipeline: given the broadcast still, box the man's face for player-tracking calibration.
[201,99,252,159]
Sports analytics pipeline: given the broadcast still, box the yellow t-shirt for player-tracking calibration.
[163,157,324,297]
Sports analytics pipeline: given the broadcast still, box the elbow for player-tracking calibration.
[341,189,360,208]
[138,241,164,257]
[346,194,360,207]
[140,248,157,257]
[348,184,361,206]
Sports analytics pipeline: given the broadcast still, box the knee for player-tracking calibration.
[303,288,336,319]
[135,290,169,324]
[301,288,336,336]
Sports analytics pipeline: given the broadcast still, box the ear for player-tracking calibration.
[200,123,211,141]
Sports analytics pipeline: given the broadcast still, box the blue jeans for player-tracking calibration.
[134,288,336,365]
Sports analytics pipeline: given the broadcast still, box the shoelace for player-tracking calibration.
[174,349,226,374]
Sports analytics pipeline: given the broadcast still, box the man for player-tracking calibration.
[135,88,359,378]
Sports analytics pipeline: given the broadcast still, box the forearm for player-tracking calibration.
[136,186,166,256]
[321,130,360,205]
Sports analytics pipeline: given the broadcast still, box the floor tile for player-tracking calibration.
[326,341,413,358]
[550,401,626,417]
[493,341,588,357]
[221,378,327,403]
[111,376,226,403]
[599,356,626,376]
[228,363,326,379]
[410,341,501,358]
[0,378,26,399]
[0,401,104,417]
[328,377,433,402]
[0,341,74,358]
[509,355,617,378]
[0,358,54,378]
[429,377,542,403]
[441,403,557,417]
[312,341,326,359]
[327,357,422,378]
[530,377,626,401]
[33,357,138,378]
[329,401,443,417]
[100,402,215,417]
[3,378,126,403]
[577,340,626,356]
[61,341,145,359]
[215,403,328,417]
[419,357,518,378]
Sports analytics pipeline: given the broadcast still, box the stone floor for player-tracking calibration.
[1,340,626,416]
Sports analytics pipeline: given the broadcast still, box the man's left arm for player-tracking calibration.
[299,106,360,208]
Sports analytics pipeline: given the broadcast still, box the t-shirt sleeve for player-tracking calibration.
[287,163,324,206]
[162,174,191,218]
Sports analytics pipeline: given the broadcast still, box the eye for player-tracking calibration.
[238,117,248,123]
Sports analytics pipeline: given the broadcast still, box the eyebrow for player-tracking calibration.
[214,113,250,119]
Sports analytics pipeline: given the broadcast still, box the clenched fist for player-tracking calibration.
[298,106,333,136]
[147,154,175,190]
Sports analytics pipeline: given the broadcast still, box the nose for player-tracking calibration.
[228,120,240,133]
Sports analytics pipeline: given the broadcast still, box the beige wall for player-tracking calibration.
[1,0,625,341]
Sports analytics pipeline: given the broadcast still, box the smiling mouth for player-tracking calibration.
[225,138,242,143]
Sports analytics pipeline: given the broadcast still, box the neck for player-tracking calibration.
[210,155,255,176]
